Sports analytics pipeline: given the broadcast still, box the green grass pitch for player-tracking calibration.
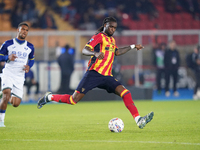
[0,100,200,150]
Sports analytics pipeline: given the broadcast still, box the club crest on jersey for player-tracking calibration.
[12,46,16,49]
[89,38,94,43]
[82,88,85,92]
[24,47,28,50]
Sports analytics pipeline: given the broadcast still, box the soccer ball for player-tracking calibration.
[108,118,124,133]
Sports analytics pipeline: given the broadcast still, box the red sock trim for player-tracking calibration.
[120,89,130,98]
[134,113,140,118]
[69,96,76,105]
[75,90,80,93]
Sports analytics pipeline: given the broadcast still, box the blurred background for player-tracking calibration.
[0,0,200,102]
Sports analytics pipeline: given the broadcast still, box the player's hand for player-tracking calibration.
[135,44,144,51]
[23,65,30,73]
[95,52,104,60]
[8,54,18,61]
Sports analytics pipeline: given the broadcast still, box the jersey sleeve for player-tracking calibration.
[85,33,103,51]
[0,40,11,61]
[0,41,10,55]
[113,38,118,53]
[115,47,118,53]
[27,42,35,60]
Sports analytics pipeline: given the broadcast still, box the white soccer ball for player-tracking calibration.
[108,118,124,133]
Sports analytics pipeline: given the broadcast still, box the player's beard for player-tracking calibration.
[19,34,26,39]
[105,30,113,37]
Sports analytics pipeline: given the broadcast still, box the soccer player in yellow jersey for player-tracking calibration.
[37,17,154,129]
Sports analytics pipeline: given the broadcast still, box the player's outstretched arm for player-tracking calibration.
[82,46,104,60]
[115,44,144,56]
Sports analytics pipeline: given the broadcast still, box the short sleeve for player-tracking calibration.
[85,33,103,51]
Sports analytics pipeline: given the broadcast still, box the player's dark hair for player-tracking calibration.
[18,22,29,29]
[97,17,117,33]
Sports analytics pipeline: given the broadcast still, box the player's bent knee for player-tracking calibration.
[10,98,21,107]
[12,103,20,107]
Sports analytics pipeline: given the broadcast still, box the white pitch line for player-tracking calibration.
[1,139,200,146]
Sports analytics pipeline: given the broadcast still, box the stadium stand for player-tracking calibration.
[0,0,16,31]
[1,0,199,31]
[0,0,200,47]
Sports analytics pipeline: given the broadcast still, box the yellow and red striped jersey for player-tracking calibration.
[85,32,118,76]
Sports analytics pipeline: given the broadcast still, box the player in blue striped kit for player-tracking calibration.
[0,22,35,127]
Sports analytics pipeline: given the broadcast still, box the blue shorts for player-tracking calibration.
[76,70,122,94]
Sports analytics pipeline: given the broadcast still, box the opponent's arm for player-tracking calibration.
[82,46,104,60]
[115,44,144,56]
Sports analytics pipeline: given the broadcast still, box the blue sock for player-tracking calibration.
[0,109,6,113]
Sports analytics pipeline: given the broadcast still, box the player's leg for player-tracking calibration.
[0,75,23,127]
[115,85,154,129]
[37,79,86,108]
[10,83,23,107]
[0,88,11,127]
[115,85,140,118]
[37,91,81,109]
[35,82,39,95]
[10,96,21,107]
[165,70,170,96]
[0,82,23,127]
[37,70,99,109]
[101,76,150,128]
[37,79,87,108]
[27,82,32,96]
[157,69,162,92]
[48,91,84,104]
[193,72,200,100]
[0,75,13,127]
[172,70,179,96]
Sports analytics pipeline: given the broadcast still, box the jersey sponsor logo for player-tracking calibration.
[109,47,115,53]
[12,51,27,59]
[105,46,115,52]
